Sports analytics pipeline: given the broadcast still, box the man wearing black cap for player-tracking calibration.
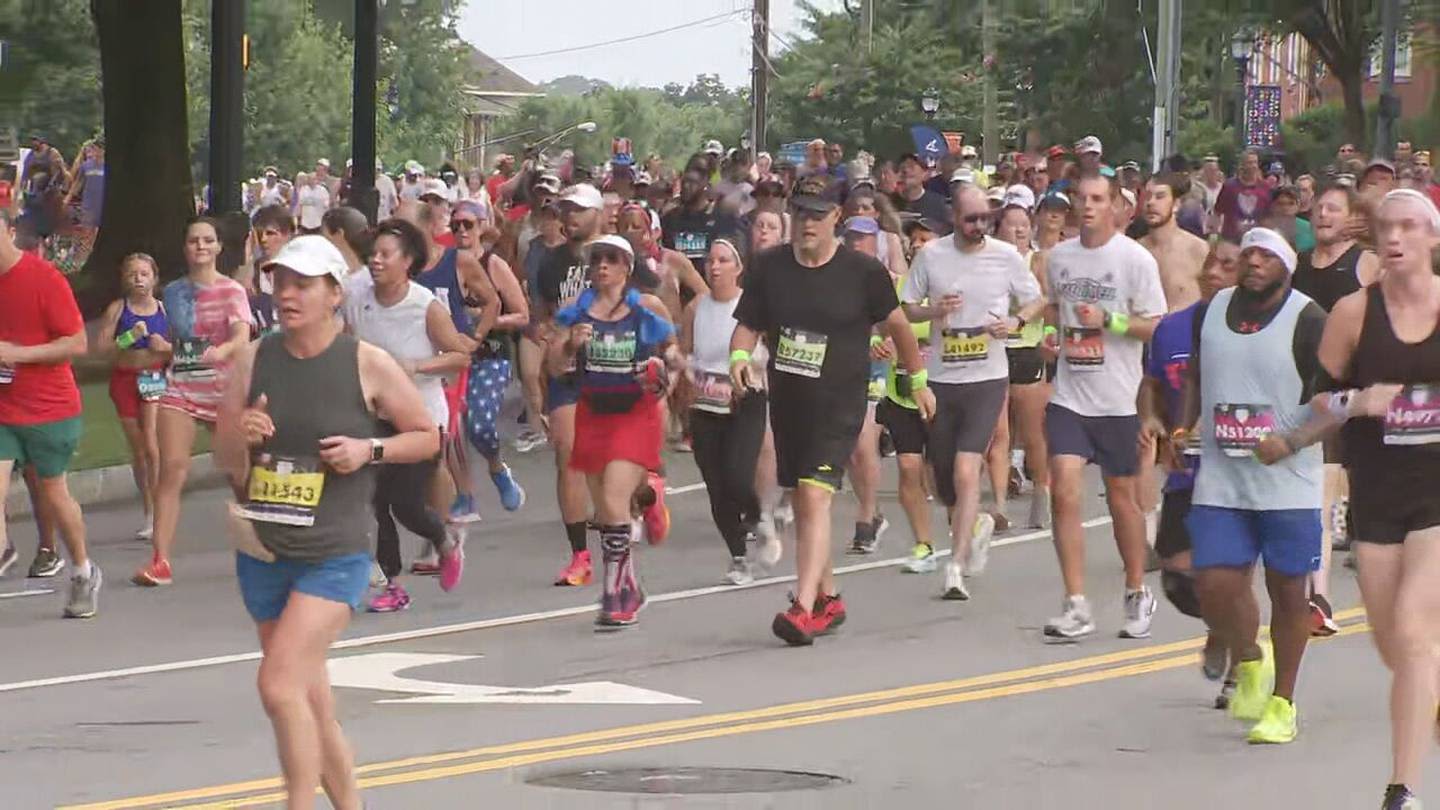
[894,153,951,230]
[730,175,933,646]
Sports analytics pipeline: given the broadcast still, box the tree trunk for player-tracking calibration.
[1338,70,1367,151]
[82,0,194,316]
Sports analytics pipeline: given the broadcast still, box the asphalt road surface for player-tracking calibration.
[0,437,1414,809]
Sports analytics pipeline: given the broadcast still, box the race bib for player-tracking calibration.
[239,454,326,527]
[137,370,167,401]
[1383,385,1440,445]
[941,328,989,364]
[693,370,734,414]
[774,328,828,379]
[1062,327,1104,369]
[1213,403,1276,458]
[0,364,13,384]
[172,338,215,381]
[586,330,638,374]
[674,232,708,258]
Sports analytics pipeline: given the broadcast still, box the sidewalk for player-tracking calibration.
[4,454,223,519]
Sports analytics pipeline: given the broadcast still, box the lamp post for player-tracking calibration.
[921,87,940,121]
[1230,27,1254,153]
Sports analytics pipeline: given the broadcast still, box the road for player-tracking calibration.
[0,435,1413,809]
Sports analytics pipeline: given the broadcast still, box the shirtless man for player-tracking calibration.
[1140,173,1208,313]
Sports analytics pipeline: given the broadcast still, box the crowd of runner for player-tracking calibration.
[3,131,1440,810]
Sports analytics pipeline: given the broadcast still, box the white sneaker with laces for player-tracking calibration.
[942,561,969,600]
[964,513,996,576]
[1119,585,1158,639]
[1044,595,1095,642]
[753,518,783,568]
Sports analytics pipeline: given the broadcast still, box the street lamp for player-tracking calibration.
[1230,27,1254,150]
[921,87,940,121]
[531,120,598,151]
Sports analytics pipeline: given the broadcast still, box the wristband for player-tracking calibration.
[1104,311,1131,336]
[870,334,884,348]
[729,349,752,366]
[1043,325,1058,338]
[908,369,928,390]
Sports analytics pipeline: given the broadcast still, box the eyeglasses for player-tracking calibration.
[450,219,478,232]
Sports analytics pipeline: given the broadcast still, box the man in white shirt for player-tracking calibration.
[902,185,1044,600]
[1040,172,1168,642]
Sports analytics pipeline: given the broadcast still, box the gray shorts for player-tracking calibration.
[927,377,1008,507]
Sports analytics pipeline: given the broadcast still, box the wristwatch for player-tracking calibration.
[369,438,385,464]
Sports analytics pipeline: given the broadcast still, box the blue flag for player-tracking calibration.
[909,125,946,163]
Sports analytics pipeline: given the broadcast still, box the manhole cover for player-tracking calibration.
[528,767,848,794]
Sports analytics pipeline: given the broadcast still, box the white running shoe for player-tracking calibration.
[1119,585,1158,639]
[136,516,154,541]
[942,561,969,600]
[753,518,783,568]
[1044,595,1096,642]
[903,543,937,573]
[724,557,754,586]
[774,495,795,531]
[964,513,996,576]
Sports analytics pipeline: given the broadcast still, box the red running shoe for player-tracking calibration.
[554,550,593,586]
[811,593,847,635]
[641,471,670,545]
[772,601,815,646]
[1309,595,1338,637]
[131,556,173,587]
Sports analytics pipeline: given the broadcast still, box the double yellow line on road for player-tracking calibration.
[62,608,1368,810]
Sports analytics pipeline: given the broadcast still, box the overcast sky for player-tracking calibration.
[458,0,843,89]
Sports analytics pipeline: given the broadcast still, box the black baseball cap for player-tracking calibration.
[790,175,838,213]
[902,216,946,236]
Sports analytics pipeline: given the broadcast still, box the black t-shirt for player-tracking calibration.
[662,206,739,273]
[896,189,951,231]
[734,243,898,405]
[537,242,589,314]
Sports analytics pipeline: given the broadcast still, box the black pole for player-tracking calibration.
[207,0,245,215]
[350,0,379,225]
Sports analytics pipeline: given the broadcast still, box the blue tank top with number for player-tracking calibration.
[557,287,674,411]
[415,248,473,336]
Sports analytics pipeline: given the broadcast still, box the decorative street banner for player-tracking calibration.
[1245,85,1282,150]
[777,140,811,167]
[943,132,965,154]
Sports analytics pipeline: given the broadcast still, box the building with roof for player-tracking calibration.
[455,47,543,170]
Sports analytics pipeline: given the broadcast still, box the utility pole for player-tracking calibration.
[862,0,874,55]
[981,0,997,164]
[751,0,770,156]
[350,0,379,224]
[207,0,245,215]
[1375,0,1402,159]
[1152,0,1181,170]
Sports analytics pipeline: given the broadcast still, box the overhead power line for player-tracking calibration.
[496,10,746,61]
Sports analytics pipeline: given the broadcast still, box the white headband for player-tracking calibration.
[1381,188,1440,234]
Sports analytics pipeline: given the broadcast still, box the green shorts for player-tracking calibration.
[0,416,83,478]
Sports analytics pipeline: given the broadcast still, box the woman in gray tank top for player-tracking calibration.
[215,236,440,810]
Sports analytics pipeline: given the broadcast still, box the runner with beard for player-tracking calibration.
[1179,228,1325,745]
[1291,183,1382,636]
[539,184,605,585]
[1040,173,1167,642]
[1139,174,1208,312]
[662,168,739,277]
[731,176,933,646]
[1138,237,1241,708]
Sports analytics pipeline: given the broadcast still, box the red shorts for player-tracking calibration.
[569,394,663,475]
[443,364,469,437]
[109,369,142,420]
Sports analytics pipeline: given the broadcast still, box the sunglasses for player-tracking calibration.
[960,212,992,225]
[590,248,630,266]
[792,206,837,221]
[450,219,478,232]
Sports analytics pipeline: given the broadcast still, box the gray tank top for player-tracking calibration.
[1193,287,1322,511]
[246,332,379,561]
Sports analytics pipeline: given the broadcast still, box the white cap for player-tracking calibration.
[703,139,724,156]
[1119,188,1137,208]
[960,144,978,159]
[419,178,450,200]
[1002,184,1036,211]
[633,170,653,186]
[950,167,976,185]
[404,160,424,175]
[558,183,604,210]
[1075,135,1103,155]
[262,235,348,286]
[584,233,635,262]
[345,158,354,168]
[986,185,1006,202]
[316,158,331,169]
[1240,226,1298,273]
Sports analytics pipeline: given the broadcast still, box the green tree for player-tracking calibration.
[0,0,103,160]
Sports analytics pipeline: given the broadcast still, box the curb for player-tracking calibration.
[5,454,225,519]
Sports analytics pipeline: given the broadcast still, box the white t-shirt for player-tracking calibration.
[297,184,330,230]
[376,174,399,221]
[1046,232,1167,417]
[342,280,448,427]
[902,236,1041,384]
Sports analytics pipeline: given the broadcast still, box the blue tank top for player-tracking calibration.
[559,288,675,413]
[415,248,473,335]
[117,300,169,352]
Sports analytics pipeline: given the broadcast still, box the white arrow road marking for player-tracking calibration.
[327,652,700,706]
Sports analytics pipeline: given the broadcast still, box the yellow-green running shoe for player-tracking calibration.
[1247,695,1298,744]
[1228,643,1274,722]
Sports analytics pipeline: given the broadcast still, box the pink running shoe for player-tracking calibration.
[641,471,670,546]
[439,526,465,593]
[368,582,411,613]
[555,550,593,586]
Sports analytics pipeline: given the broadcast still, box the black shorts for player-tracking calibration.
[1045,403,1141,478]
[1156,488,1194,558]
[876,398,927,455]
[769,385,863,493]
[1007,347,1051,385]
[928,378,1010,507]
